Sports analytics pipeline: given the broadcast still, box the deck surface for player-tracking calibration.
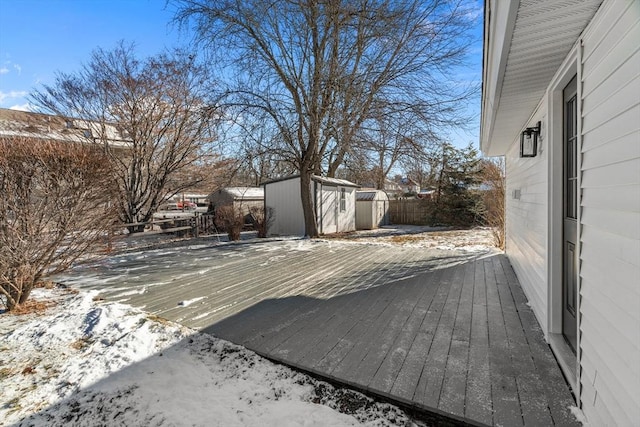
[58,237,579,426]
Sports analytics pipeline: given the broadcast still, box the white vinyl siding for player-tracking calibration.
[264,177,306,236]
[504,113,549,332]
[336,187,356,233]
[579,1,640,425]
[265,176,357,236]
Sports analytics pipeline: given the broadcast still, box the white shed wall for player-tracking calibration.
[356,191,389,230]
[578,1,640,424]
[265,177,306,236]
[266,177,357,236]
[340,187,357,233]
[323,185,356,234]
[318,184,337,234]
[355,201,373,230]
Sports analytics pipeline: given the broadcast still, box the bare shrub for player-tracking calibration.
[480,158,506,249]
[31,43,219,233]
[0,138,117,311]
[249,206,274,238]
[215,206,244,241]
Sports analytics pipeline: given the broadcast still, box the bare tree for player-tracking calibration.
[223,110,298,185]
[0,138,117,311]
[176,0,476,237]
[480,157,505,249]
[30,42,218,232]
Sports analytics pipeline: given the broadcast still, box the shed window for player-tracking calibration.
[340,188,346,211]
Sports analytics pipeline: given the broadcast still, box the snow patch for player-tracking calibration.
[0,288,423,426]
[178,296,206,307]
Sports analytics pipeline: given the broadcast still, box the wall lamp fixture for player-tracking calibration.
[520,121,541,158]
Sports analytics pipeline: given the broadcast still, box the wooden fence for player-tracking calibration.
[121,213,219,238]
[388,199,433,225]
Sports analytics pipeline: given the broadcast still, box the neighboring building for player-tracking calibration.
[207,187,264,216]
[159,193,210,212]
[416,188,435,200]
[382,179,403,199]
[398,177,420,194]
[481,1,639,425]
[263,175,358,236]
[355,190,390,230]
[0,108,129,148]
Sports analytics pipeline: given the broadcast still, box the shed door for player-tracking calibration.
[321,186,338,234]
[563,75,578,353]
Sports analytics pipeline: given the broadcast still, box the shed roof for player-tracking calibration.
[356,190,389,201]
[262,174,359,188]
[215,187,264,200]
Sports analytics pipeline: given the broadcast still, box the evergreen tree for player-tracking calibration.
[429,143,482,226]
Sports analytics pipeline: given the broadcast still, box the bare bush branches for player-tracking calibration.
[0,138,117,311]
[480,158,505,249]
[30,42,219,233]
[215,206,245,241]
[249,206,274,238]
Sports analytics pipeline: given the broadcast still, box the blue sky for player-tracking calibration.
[0,0,186,110]
[0,0,483,148]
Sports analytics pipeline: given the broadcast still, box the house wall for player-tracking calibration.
[504,106,549,333]
[265,177,305,236]
[502,1,639,424]
[578,1,640,425]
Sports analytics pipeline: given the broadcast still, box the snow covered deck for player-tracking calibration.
[57,236,578,426]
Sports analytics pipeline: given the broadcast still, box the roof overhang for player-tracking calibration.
[480,0,602,156]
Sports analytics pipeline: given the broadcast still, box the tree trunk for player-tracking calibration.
[299,168,318,237]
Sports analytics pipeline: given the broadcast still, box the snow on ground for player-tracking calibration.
[325,225,497,253]
[106,226,497,257]
[1,287,424,427]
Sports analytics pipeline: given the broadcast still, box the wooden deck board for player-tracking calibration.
[388,267,452,401]
[58,239,579,426]
[368,269,443,394]
[415,264,465,409]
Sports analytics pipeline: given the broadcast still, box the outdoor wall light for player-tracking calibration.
[520,121,541,158]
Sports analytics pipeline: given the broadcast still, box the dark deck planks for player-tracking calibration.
[61,240,579,427]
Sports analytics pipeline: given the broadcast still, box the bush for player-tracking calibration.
[0,138,117,311]
[249,206,274,238]
[479,159,505,249]
[215,206,245,241]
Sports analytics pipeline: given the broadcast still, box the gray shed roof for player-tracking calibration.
[209,187,264,200]
[262,174,359,188]
[356,190,389,201]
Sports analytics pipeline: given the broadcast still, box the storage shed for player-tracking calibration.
[207,187,264,216]
[355,190,389,230]
[263,175,358,236]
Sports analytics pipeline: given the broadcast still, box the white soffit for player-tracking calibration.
[481,0,602,156]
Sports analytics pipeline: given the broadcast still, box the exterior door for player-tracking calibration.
[563,76,578,353]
